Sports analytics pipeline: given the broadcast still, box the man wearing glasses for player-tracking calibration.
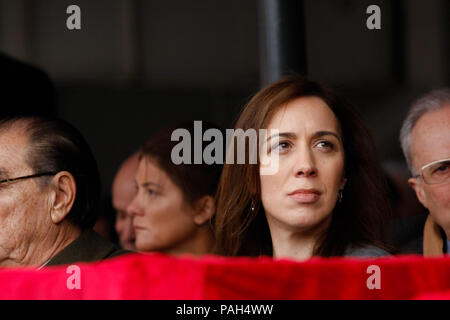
[0,117,128,268]
[400,89,450,256]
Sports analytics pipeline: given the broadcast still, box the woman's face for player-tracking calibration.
[259,96,346,234]
[127,158,199,253]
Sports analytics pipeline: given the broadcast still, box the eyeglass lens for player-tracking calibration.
[423,160,450,184]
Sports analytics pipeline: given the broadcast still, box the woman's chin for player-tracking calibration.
[271,209,331,231]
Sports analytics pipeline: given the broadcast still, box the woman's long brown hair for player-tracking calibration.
[213,75,392,257]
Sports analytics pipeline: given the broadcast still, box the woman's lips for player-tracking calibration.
[288,189,321,204]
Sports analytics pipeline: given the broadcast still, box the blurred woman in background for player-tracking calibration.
[214,75,392,260]
[127,121,223,256]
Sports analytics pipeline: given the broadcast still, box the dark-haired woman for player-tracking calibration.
[127,121,223,256]
[214,76,391,260]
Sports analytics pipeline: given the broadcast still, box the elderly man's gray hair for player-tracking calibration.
[400,88,450,175]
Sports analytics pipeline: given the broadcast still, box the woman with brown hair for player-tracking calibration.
[127,121,223,256]
[214,75,391,260]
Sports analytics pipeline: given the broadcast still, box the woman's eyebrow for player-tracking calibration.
[266,132,297,143]
[266,131,341,143]
[142,181,161,189]
[312,131,341,141]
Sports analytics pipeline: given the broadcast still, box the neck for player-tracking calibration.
[40,222,81,266]
[434,214,450,241]
[271,231,317,261]
[165,226,214,257]
[444,228,450,241]
[2,222,81,268]
[269,216,331,262]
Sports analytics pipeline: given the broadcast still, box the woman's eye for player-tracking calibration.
[272,141,291,153]
[316,140,335,151]
[146,189,157,196]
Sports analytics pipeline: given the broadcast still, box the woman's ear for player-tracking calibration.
[48,171,77,224]
[340,177,347,190]
[192,195,216,225]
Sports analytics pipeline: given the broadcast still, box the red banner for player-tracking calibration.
[0,253,449,300]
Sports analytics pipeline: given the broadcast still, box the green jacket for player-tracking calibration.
[46,229,131,267]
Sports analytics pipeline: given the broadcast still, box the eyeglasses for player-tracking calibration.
[414,158,450,185]
[0,172,57,185]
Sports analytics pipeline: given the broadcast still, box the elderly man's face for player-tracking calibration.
[409,105,450,233]
[113,154,138,251]
[0,126,52,267]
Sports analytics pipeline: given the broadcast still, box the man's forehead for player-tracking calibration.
[0,167,10,178]
[0,126,30,172]
[411,107,450,167]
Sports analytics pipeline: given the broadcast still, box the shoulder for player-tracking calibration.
[77,229,133,260]
[344,244,391,258]
[47,229,131,267]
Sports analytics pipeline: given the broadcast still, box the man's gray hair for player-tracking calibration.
[400,88,450,175]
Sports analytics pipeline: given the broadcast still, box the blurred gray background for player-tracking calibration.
[0,0,448,197]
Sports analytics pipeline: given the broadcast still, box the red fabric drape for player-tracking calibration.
[0,253,449,300]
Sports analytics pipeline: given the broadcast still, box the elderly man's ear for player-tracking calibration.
[48,171,77,224]
[408,177,428,209]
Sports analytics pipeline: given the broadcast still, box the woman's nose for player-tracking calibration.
[295,166,317,177]
[293,150,317,177]
[126,195,141,217]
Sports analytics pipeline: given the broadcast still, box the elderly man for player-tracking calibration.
[400,89,450,256]
[0,117,127,268]
[112,152,139,251]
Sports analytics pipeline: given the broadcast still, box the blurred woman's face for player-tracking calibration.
[259,96,346,235]
[127,158,199,253]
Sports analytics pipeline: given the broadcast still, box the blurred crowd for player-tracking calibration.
[0,53,449,269]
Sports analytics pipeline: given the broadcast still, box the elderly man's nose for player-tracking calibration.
[125,216,135,238]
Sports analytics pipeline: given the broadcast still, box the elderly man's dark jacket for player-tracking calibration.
[46,229,130,267]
